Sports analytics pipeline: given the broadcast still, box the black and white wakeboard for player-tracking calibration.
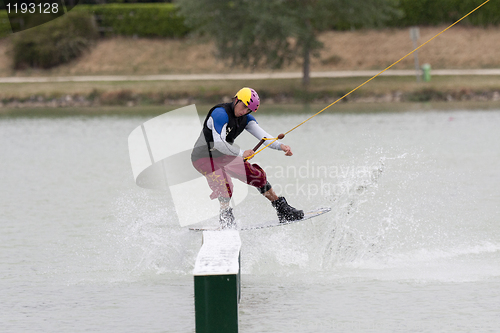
[189,207,331,231]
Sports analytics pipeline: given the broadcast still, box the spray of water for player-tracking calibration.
[96,150,498,283]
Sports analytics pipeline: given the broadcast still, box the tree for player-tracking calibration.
[177,0,400,87]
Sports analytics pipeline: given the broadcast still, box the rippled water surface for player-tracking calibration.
[1,109,499,332]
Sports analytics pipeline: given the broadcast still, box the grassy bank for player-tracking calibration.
[1,26,500,110]
[1,75,499,108]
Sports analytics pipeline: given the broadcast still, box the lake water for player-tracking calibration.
[1,108,499,332]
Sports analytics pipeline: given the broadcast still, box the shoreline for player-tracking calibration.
[1,101,499,117]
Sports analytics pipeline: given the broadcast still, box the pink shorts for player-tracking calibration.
[192,155,267,199]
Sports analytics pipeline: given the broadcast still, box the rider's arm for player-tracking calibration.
[245,115,283,150]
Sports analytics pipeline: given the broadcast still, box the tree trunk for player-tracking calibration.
[302,18,313,88]
[302,41,310,87]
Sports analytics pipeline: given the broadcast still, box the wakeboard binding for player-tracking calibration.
[272,197,304,223]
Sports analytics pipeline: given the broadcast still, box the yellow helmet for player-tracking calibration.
[234,87,260,112]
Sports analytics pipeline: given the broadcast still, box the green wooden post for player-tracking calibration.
[194,230,241,333]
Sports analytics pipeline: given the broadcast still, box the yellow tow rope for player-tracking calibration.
[245,0,490,161]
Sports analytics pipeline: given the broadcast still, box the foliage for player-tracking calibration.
[2,1,498,42]
[394,0,500,26]
[11,11,98,69]
[77,0,173,3]
[0,9,11,38]
[75,3,189,37]
[176,0,400,86]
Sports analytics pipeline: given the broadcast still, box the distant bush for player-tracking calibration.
[11,11,98,69]
[395,0,500,26]
[75,3,189,38]
[80,0,172,3]
[2,0,497,42]
[0,10,11,38]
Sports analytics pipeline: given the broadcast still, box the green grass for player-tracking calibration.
[2,75,500,99]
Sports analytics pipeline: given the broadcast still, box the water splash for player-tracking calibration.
[109,190,200,275]
[62,190,202,283]
[321,158,386,267]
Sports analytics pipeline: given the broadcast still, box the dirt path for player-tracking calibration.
[1,69,500,84]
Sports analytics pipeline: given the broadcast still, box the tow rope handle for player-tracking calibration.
[244,133,285,161]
